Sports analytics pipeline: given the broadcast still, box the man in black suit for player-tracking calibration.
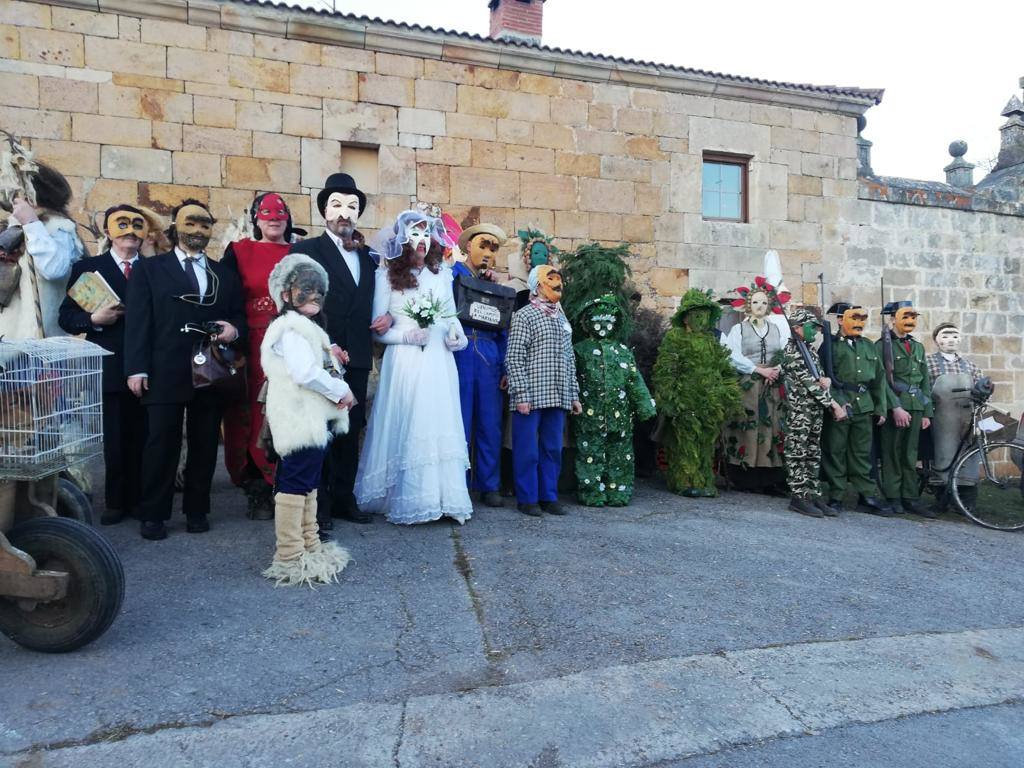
[59,204,148,525]
[124,199,246,541]
[288,173,390,525]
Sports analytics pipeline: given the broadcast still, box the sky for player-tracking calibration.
[304,0,1023,182]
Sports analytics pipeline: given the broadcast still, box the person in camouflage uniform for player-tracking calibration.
[779,307,848,518]
[572,295,657,506]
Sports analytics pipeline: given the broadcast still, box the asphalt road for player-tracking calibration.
[2,463,1023,767]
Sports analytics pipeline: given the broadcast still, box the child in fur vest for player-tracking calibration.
[261,253,353,586]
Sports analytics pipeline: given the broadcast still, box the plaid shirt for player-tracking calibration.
[506,304,580,410]
[926,352,983,384]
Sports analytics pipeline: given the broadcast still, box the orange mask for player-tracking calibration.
[893,307,919,336]
[839,308,868,338]
[535,265,563,303]
[106,211,149,242]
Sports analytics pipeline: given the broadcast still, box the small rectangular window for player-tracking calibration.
[702,153,749,222]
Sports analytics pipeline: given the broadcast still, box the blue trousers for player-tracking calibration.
[512,408,565,504]
[454,331,503,492]
[276,445,327,495]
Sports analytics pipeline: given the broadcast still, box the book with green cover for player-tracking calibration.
[67,270,120,313]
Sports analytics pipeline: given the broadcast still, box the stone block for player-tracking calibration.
[471,141,506,170]
[0,72,36,108]
[172,151,221,186]
[112,73,183,92]
[193,95,236,128]
[358,72,414,107]
[141,19,206,50]
[183,125,252,155]
[101,145,171,182]
[19,28,83,68]
[375,52,422,79]
[820,132,856,159]
[282,105,321,138]
[554,151,599,178]
[224,155,299,191]
[119,16,140,42]
[653,110,696,141]
[52,7,117,38]
[0,0,49,28]
[749,104,791,127]
[416,136,471,166]
[207,28,253,56]
[37,76,94,112]
[299,137,341,189]
[631,89,666,111]
[592,82,631,106]
[580,178,634,214]
[663,92,715,117]
[750,161,789,222]
[625,136,666,161]
[770,220,821,250]
[320,46,375,73]
[417,163,450,204]
[800,152,837,178]
[73,113,149,147]
[601,156,650,183]
[31,139,100,177]
[506,145,554,174]
[555,210,588,238]
[253,131,299,160]
[691,116,771,159]
[517,72,561,96]
[551,97,588,126]
[450,167,519,207]
[587,103,614,131]
[669,153,701,214]
[622,214,653,242]
[151,121,182,150]
[0,23,16,58]
[577,129,628,156]
[414,78,456,112]
[138,182,209,214]
[398,107,445,136]
[533,123,574,151]
[838,158,858,181]
[288,64,352,100]
[254,34,320,65]
[0,59,62,78]
[86,38,165,78]
[398,133,432,149]
[446,113,496,141]
[422,59,473,85]
[457,85,549,121]
[651,267,688,297]
[714,99,751,123]
[655,212,685,242]
[635,183,668,215]
[589,213,622,241]
[251,89,318,108]
[230,56,290,93]
[789,174,822,197]
[84,178,139,213]
[496,118,533,145]
[322,99,398,145]
[815,112,848,135]
[168,48,228,84]
[378,145,415,194]
[472,67,520,90]
[770,125,820,153]
[237,101,282,133]
[520,172,576,210]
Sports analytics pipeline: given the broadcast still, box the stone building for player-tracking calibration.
[1,0,1022,408]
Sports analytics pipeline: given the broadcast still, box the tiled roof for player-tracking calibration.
[245,0,884,104]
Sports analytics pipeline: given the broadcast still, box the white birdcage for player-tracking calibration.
[0,337,111,482]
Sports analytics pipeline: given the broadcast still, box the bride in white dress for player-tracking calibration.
[354,211,472,524]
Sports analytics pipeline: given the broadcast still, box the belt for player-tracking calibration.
[247,296,276,314]
[835,382,868,394]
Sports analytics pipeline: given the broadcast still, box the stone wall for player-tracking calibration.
[835,185,1024,411]
[0,0,864,312]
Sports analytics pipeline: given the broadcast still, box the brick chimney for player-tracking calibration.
[489,0,544,45]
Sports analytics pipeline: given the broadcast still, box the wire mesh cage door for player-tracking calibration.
[0,337,111,482]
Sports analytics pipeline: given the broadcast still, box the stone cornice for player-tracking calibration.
[42,0,882,116]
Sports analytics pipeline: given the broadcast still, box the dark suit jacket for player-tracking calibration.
[123,250,246,405]
[59,251,132,394]
[288,232,376,370]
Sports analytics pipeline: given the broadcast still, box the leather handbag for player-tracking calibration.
[191,338,246,395]
[454,274,516,331]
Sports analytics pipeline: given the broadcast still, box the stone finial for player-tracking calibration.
[944,140,974,187]
[856,114,873,176]
[993,81,1024,172]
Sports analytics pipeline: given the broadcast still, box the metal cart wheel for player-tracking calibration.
[0,517,124,653]
[951,441,1024,532]
[56,477,93,525]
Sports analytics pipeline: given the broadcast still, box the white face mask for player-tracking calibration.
[324,193,360,225]
[935,328,961,354]
[406,221,430,255]
[748,292,770,319]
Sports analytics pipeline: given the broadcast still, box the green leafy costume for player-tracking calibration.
[653,289,742,497]
[573,295,656,506]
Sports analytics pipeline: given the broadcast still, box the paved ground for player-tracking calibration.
[2,463,1023,767]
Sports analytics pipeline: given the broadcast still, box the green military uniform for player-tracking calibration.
[821,334,887,500]
[780,336,833,500]
[876,334,933,501]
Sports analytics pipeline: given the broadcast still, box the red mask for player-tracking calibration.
[256,194,288,223]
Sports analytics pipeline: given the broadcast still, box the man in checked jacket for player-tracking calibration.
[505,265,582,517]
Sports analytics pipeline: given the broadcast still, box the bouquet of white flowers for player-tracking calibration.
[401,291,455,350]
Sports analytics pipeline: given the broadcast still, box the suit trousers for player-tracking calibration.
[512,407,565,504]
[102,391,146,514]
[319,366,369,518]
[138,389,224,523]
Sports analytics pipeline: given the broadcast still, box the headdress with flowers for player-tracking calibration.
[730,275,790,316]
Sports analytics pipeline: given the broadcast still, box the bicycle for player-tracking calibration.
[931,378,1024,531]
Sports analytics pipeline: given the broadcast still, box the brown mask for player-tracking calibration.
[467,233,501,273]
[174,203,214,252]
[893,307,919,336]
[839,308,868,338]
[536,265,563,303]
[106,211,149,242]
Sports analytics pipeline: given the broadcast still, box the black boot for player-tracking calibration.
[482,491,505,508]
[931,486,949,516]
[957,485,978,514]
[903,497,936,518]
[814,498,840,517]
[858,495,895,517]
[540,500,567,516]
[517,502,542,517]
[789,496,824,518]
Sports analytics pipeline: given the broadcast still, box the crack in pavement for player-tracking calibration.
[391,700,407,768]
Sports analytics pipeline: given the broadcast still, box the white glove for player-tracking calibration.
[445,325,468,352]
[404,328,429,346]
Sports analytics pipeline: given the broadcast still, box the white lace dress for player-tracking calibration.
[354,265,472,524]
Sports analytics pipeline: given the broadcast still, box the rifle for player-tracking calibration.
[817,273,836,382]
[768,287,820,379]
[880,277,897,392]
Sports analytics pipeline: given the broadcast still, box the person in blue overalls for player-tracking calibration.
[452,223,508,508]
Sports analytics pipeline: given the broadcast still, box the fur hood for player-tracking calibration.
[267,253,329,312]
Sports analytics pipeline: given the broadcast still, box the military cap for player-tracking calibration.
[826,302,860,316]
[882,300,914,315]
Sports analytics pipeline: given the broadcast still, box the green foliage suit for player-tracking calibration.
[573,296,656,506]
[653,289,742,497]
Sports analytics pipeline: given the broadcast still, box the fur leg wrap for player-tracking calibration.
[263,492,351,587]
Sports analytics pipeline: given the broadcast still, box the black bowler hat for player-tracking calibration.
[882,300,914,315]
[317,173,367,219]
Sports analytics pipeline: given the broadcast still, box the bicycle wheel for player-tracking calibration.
[951,441,1024,531]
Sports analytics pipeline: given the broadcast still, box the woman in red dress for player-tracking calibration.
[221,192,302,519]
